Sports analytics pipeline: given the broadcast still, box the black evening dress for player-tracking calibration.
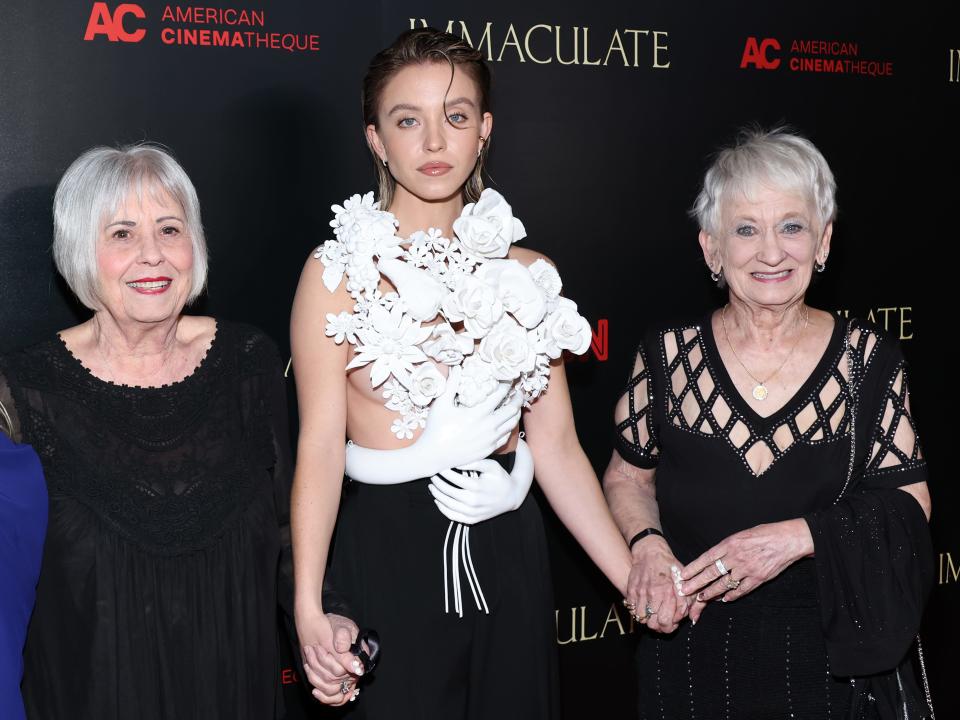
[614,315,931,720]
[0,321,293,720]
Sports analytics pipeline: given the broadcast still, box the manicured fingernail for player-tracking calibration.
[691,618,697,626]
[696,592,704,602]
[312,689,321,699]
[721,596,728,603]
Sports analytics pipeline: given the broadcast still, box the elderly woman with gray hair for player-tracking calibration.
[0,144,359,719]
[603,128,934,719]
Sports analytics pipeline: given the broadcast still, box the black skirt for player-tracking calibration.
[328,454,559,719]
[637,561,853,720]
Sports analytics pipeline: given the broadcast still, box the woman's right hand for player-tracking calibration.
[429,437,534,524]
[413,367,522,473]
[625,535,690,634]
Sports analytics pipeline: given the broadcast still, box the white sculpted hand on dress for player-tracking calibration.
[316,188,593,438]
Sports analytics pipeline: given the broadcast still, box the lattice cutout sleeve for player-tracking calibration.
[862,361,927,488]
[614,344,660,468]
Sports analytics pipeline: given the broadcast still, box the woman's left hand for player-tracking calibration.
[299,612,363,705]
[678,519,814,623]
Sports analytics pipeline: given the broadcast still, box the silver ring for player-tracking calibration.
[644,604,656,618]
[715,558,729,576]
[724,576,741,590]
[340,679,352,695]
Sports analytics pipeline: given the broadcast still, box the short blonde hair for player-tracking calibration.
[53,143,208,309]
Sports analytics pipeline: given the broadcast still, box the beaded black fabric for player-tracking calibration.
[614,314,929,720]
[0,321,293,720]
[616,317,923,482]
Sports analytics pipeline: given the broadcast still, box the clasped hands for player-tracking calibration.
[624,519,813,632]
[297,611,366,706]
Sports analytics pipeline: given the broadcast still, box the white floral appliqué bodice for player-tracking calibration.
[316,189,592,438]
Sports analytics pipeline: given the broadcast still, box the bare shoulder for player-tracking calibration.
[178,315,217,344]
[293,249,354,315]
[176,316,219,364]
[58,320,92,348]
[507,245,555,269]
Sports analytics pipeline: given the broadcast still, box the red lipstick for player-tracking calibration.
[126,276,173,294]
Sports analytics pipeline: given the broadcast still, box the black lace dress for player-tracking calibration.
[0,320,293,720]
[614,315,931,720]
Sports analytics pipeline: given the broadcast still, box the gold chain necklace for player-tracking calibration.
[720,305,809,401]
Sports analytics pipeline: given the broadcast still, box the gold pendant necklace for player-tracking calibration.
[721,305,809,401]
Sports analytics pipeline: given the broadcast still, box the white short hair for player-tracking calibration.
[53,143,208,310]
[691,127,837,237]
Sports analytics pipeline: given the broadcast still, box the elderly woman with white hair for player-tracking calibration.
[0,144,359,719]
[603,128,935,719]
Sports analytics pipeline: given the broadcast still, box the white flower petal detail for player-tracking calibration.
[477,259,547,329]
[324,311,356,344]
[457,356,502,408]
[423,324,475,366]
[377,256,447,322]
[318,189,583,434]
[529,258,562,301]
[542,297,592,357]
[452,189,524,258]
[478,316,538,381]
[442,274,504,339]
[407,364,447,406]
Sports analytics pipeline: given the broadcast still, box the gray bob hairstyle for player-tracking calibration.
[691,127,837,237]
[53,143,208,310]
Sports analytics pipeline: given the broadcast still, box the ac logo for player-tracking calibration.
[740,37,781,70]
[84,2,146,42]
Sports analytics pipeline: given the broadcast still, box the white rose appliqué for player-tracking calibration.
[315,188,592,435]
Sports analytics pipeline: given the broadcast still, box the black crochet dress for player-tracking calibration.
[2,321,293,720]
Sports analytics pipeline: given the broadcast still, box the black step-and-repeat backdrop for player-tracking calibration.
[1,2,956,717]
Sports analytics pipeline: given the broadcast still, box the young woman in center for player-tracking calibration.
[290,28,632,718]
